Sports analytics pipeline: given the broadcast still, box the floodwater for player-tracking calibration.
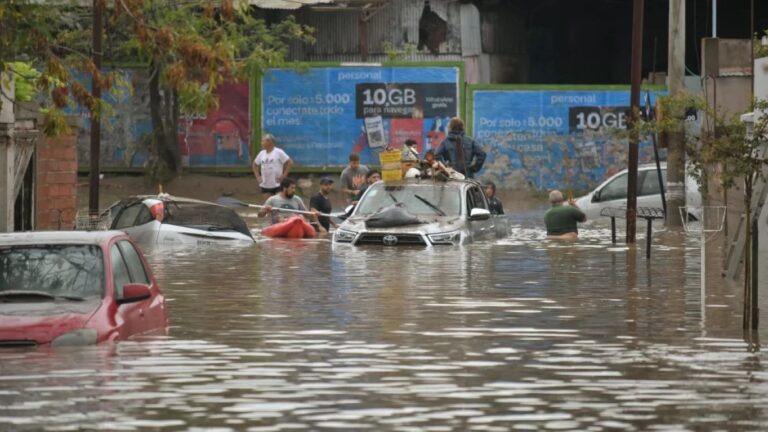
[2,202,768,431]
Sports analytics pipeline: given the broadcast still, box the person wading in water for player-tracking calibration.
[544,190,586,241]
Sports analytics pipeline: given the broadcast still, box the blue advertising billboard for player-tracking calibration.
[261,66,461,166]
[471,87,665,191]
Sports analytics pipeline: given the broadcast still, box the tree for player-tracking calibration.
[690,99,768,330]
[1,0,314,182]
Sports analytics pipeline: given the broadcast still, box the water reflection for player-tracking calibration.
[2,217,768,430]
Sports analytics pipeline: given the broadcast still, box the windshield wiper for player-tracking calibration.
[414,194,446,216]
[388,193,399,204]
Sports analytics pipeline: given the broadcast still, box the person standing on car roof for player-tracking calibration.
[309,177,336,234]
[253,134,292,199]
[483,180,504,215]
[544,189,586,241]
[434,117,486,179]
[260,177,318,225]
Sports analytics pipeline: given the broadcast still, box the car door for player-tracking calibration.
[466,185,494,240]
[637,168,667,211]
[110,241,156,338]
[591,172,629,218]
[117,240,165,332]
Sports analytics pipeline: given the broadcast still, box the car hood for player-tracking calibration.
[340,215,465,234]
[0,299,101,345]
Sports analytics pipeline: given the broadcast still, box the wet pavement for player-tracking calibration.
[2,203,768,431]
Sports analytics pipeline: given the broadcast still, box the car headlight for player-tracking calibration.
[335,229,357,243]
[51,329,98,347]
[428,231,461,245]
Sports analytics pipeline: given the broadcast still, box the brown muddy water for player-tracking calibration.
[2,201,768,431]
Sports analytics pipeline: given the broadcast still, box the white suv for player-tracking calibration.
[573,163,702,222]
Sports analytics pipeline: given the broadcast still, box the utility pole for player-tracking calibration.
[666,0,686,227]
[89,0,103,214]
[627,0,644,243]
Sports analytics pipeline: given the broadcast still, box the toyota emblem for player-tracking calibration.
[382,235,398,246]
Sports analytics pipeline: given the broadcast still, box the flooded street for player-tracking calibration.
[2,205,768,431]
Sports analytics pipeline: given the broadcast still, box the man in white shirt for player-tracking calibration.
[252,134,292,198]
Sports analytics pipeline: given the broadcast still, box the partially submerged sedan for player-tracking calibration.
[334,179,504,246]
[0,231,167,348]
[104,194,254,245]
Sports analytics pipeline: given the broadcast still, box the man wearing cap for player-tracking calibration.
[310,177,336,233]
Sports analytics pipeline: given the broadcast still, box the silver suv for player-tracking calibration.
[334,179,502,246]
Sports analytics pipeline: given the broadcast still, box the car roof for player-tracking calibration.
[131,194,224,206]
[0,230,126,246]
[371,178,483,189]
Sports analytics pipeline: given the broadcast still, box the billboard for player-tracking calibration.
[261,66,461,166]
[471,87,665,191]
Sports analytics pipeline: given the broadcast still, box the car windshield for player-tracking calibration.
[0,245,104,298]
[356,183,461,217]
[164,201,252,238]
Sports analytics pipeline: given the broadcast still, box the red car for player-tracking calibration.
[0,231,167,347]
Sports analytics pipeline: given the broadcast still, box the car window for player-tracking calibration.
[134,205,154,226]
[0,245,104,298]
[355,183,461,217]
[110,244,131,296]
[597,173,628,202]
[117,241,149,285]
[639,169,667,196]
[114,204,143,229]
[164,201,251,237]
[468,187,488,210]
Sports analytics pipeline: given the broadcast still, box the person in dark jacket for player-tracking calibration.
[483,180,504,215]
[434,117,486,178]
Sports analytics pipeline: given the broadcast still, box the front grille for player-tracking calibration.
[356,233,426,246]
[0,340,38,348]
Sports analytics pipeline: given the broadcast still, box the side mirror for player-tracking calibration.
[116,283,151,305]
[469,208,491,221]
[345,204,355,215]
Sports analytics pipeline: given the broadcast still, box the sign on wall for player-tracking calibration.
[178,81,251,167]
[472,88,664,191]
[261,66,460,166]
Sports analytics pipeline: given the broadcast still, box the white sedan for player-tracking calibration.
[103,194,254,246]
[573,163,702,223]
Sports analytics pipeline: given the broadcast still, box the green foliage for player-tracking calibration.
[2,0,315,181]
[6,62,41,102]
[754,29,768,59]
[382,42,418,62]
[696,99,768,191]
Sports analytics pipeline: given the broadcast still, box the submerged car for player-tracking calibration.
[0,231,167,347]
[334,179,504,246]
[573,163,703,222]
[104,194,254,245]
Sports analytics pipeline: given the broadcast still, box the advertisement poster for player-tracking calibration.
[261,66,460,166]
[178,81,251,167]
[472,88,664,191]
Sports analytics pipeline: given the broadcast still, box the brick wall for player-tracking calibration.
[36,133,78,230]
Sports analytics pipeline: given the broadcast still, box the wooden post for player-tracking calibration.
[627,0,644,243]
[89,0,104,213]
